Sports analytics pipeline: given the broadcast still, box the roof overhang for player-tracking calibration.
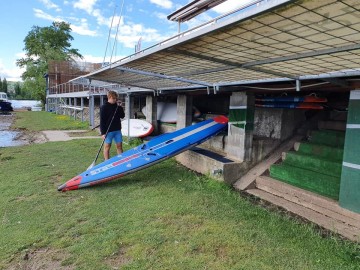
[61,0,360,96]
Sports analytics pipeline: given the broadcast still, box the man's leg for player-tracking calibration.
[103,143,111,160]
[114,131,123,154]
[115,142,123,154]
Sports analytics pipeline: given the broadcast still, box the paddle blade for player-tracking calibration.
[87,161,96,171]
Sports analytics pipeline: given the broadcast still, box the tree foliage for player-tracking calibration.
[16,21,83,104]
[0,77,8,93]
[14,82,23,98]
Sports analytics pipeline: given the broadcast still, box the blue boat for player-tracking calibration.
[58,116,228,191]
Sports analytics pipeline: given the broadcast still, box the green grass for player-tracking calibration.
[0,112,359,269]
[13,111,89,131]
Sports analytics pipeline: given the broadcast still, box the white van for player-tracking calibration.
[0,92,8,101]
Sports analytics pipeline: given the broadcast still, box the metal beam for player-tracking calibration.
[169,48,296,79]
[321,78,349,88]
[115,66,213,87]
[243,44,360,67]
[87,75,157,91]
[124,65,234,85]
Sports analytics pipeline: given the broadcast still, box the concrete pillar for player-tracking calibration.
[74,98,78,120]
[81,98,84,122]
[226,92,254,161]
[125,94,135,119]
[145,95,158,134]
[339,90,360,213]
[56,98,59,114]
[89,95,95,128]
[67,98,71,116]
[176,95,193,130]
[100,95,104,106]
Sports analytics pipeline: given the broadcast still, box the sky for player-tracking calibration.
[0,0,254,81]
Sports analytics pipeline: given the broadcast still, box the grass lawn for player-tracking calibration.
[13,111,89,131]
[0,112,359,269]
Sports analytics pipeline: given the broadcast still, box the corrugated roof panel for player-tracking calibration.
[84,0,360,93]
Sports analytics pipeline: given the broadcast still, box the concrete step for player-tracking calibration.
[294,142,343,162]
[176,147,243,185]
[309,129,345,148]
[233,134,303,190]
[245,186,360,242]
[282,152,342,177]
[256,176,360,226]
[270,163,340,200]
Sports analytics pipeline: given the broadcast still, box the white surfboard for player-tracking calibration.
[121,119,154,138]
[142,102,201,123]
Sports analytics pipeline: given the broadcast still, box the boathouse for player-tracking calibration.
[46,0,360,241]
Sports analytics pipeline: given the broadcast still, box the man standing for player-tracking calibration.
[100,91,125,160]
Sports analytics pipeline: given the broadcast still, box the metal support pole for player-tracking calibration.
[127,94,131,144]
[81,98,84,122]
[296,79,301,92]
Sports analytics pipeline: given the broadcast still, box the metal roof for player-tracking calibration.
[78,0,360,94]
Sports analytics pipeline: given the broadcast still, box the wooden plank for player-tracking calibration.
[246,188,360,242]
[233,135,303,191]
[256,176,360,228]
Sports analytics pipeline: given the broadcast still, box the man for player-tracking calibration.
[100,91,125,160]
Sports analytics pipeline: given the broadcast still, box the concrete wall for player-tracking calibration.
[145,95,158,134]
[176,95,193,129]
[254,108,306,140]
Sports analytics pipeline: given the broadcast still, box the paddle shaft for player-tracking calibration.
[91,124,100,130]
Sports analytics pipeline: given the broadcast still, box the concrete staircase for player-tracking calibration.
[234,116,360,241]
[246,176,360,241]
[270,129,345,200]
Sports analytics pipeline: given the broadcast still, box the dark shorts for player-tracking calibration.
[105,130,122,144]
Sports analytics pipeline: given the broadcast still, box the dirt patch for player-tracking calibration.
[14,129,47,144]
[7,248,74,270]
[0,114,47,145]
[105,246,132,269]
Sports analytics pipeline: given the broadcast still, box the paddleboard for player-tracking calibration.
[255,102,324,110]
[255,96,327,103]
[121,119,154,138]
[58,115,228,191]
[142,102,201,123]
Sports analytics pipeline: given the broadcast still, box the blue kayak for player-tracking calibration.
[58,116,228,191]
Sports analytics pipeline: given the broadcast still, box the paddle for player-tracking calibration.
[91,124,100,130]
[87,105,119,170]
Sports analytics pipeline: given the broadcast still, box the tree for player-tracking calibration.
[14,82,21,97]
[16,21,83,104]
[2,78,8,94]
